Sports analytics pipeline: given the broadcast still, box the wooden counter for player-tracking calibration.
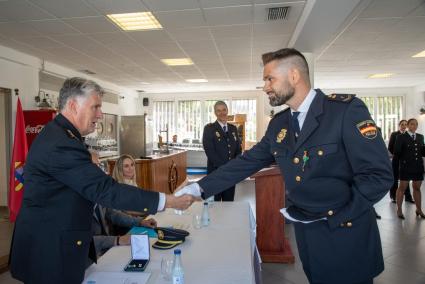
[107,150,187,194]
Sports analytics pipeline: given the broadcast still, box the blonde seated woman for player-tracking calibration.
[111,154,157,232]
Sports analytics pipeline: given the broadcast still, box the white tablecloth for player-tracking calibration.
[84,202,261,284]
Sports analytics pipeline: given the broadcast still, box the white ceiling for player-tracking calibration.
[0,0,424,93]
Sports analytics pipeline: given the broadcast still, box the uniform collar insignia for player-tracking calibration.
[56,114,83,141]
[276,128,287,143]
[66,129,79,141]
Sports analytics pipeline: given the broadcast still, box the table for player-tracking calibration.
[85,202,261,284]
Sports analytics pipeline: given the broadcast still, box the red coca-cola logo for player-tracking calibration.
[25,124,44,134]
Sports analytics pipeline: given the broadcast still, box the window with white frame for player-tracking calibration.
[177,100,202,142]
[153,98,257,143]
[359,96,403,140]
[153,101,175,142]
[231,99,257,142]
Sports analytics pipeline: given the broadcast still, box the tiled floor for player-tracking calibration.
[1,180,425,284]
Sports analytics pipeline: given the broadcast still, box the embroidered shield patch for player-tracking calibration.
[356,120,377,139]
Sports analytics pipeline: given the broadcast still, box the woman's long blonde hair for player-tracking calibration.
[112,154,137,185]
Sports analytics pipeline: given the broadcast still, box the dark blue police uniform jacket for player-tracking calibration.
[394,132,425,178]
[198,90,393,283]
[202,121,242,174]
[10,114,160,284]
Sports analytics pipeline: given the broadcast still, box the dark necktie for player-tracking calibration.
[412,134,416,140]
[223,125,227,133]
[292,112,301,140]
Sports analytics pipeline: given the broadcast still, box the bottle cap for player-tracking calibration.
[174,249,181,255]
[203,202,208,205]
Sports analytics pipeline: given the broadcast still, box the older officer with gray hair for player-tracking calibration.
[177,48,393,284]
[10,77,195,284]
[202,100,242,201]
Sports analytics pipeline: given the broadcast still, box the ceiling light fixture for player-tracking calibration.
[107,12,162,31]
[412,49,425,58]
[368,73,394,79]
[161,58,194,66]
[186,79,208,83]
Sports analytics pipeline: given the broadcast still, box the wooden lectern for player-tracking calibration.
[251,166,295,263]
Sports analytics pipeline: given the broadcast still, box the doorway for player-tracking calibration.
[0,87,11,208]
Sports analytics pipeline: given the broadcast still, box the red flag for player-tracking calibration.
[8,98,28,222]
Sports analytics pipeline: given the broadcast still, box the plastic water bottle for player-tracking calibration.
[201,202,210,227]
[172,249,184,284]
[206,195,214,207]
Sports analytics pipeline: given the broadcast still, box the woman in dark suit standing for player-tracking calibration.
[388,120,414,203]
[394,118,425,219]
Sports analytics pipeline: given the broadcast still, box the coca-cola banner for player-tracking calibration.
[23,110,56,148]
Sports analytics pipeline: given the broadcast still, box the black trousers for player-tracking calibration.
[214,186,235,201]
[390,157,412,200]
[312,281,372,284]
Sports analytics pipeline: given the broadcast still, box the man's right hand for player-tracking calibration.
[165,194,196,210]
[174,183,202,198]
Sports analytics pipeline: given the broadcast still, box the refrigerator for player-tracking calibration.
[119,114,153,158]
[23,110,56,149]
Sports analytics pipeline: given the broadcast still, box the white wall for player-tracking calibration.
[413,83,425,135]
[0,44,142,141]
[0,46,40,135]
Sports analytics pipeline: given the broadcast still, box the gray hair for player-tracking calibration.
[214,100,228,110]
[58,77,104,111]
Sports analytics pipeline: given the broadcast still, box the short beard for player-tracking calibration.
[268,86,295,107]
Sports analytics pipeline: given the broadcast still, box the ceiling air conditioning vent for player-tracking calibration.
[79,69,96,75]
[267,6,290,21]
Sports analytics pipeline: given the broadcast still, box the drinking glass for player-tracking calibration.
[192,214,202,229]
[161,257,173,281]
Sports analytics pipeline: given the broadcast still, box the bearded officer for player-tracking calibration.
[176,48,393,284]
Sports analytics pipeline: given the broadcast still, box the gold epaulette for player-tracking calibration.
[327,93,356,103]
[66,129,80,141]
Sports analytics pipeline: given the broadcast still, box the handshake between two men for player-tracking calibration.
[168,183,203,210]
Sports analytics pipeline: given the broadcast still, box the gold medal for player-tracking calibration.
[276,129,287,143]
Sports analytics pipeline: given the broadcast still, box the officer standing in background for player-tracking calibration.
[10,77,195,284]
[388,119,414,203]
[394,118,425,219]
[202,101,242,201]
[177,48,393,284]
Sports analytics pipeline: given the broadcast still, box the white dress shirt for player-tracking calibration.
[290,88,317,131]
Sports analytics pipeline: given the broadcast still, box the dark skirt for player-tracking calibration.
[399,170,424,181]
